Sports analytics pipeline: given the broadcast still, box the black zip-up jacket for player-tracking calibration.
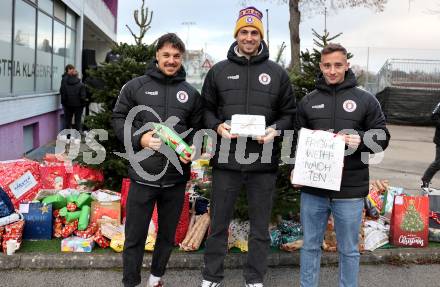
[60,75,86,107]
[202,41,296,172]
[294,69,390,198]
[112,61,203,186]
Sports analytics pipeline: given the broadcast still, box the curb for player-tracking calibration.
[2,248,440,270]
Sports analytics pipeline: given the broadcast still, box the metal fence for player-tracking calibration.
[375,59,440,93]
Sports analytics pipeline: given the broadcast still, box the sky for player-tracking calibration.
[117,0,440,73]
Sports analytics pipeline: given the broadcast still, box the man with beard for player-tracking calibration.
[200,7,296,287]
[112,33,202,287]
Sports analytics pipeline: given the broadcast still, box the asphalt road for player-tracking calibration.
[369,124,440,194]
[0,264,438,287]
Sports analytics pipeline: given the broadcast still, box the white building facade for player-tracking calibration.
[0,0,117,160]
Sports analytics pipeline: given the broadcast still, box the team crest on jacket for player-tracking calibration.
[176,91,189,103]
[258,73,271,85]
[343,100,357,112]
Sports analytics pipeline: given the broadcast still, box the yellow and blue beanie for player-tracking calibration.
[234,6,264,39]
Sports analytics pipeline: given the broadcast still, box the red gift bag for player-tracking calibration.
[390,195,429,247]
[152,192,190,245]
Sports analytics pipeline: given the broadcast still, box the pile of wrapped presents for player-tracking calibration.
[1,153,440,255]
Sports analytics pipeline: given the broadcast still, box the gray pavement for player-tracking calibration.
[1,264,439,287]
[370,124,440,194]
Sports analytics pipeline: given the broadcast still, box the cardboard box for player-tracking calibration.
[20,202,53,240]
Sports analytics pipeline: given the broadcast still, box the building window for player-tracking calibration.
[52,21,65,91]
[0,0,12,96]
[54,0,65,23]
[66,9,76,29]
[39,0,53,16]
[23,123,38,153]
[66,28,76,67]
[36,11,53,92]
[13,0,36,93]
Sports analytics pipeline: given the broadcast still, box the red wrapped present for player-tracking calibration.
[390,195,429,247]
[93,229,110,248]
[0,159,41,209]
[90,201,121,226]
[53,209,61,218]
[120,178,130,222]
[53,217,63,238]
[0,226,4,251]
[74,223,99,239]
[40,165,68,190]
[2,219,25,254]
[43,154,69,164]
[152,192,190,245]
[65,164,104,191]
[61,220,78,238]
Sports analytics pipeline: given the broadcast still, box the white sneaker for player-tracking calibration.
[245,283,263,287]
[200,279,222,287]
[148,275,163,287]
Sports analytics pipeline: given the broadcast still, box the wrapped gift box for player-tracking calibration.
[61,236,94,252]
[230,114,266,137]
[2,219,25,254]
[0,159,41,209]
[20,202,53,240]
[90,201,121,226]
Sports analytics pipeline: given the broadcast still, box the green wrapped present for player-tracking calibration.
[153,123,192,159]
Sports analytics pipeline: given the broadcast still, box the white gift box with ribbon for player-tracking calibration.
[230,114,266,137]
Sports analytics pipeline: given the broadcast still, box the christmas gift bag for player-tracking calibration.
[390,195,429,247]
[381,186,405,221]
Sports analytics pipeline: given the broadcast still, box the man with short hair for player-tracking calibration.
[112,33,202,287]
[200,7,295,287]
[292,43,390,287]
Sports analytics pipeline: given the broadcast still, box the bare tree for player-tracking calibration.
[126,0,153,45]
[240,0,387,71]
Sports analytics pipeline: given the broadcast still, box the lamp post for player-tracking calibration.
[181,21,196,71]
[265,9,269,51]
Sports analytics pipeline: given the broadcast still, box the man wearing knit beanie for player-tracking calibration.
[200,6,296,287]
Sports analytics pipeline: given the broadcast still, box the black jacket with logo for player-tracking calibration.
[294,69,390,198]
[202,41,296,172]
[112,61,203,186]
[60,75,86,107]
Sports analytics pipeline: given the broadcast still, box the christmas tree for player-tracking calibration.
[290,29,352,100]
[81,0,155,189]
[400,200,425,232]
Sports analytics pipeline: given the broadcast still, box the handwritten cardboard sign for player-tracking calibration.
[292,128,345,191]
